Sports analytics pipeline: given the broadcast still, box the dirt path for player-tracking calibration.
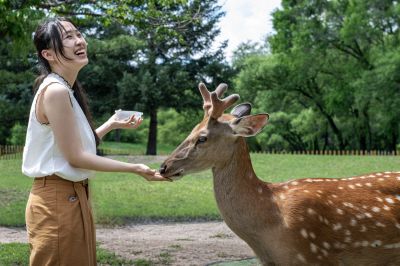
[0,221,256,265]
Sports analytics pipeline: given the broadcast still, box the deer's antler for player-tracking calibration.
[198,82,239,119]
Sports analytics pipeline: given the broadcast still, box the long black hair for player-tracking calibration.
[33,17,100,146]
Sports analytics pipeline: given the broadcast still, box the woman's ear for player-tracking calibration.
[41,49,56,62]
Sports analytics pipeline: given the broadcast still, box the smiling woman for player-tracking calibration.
[22,17,170,266]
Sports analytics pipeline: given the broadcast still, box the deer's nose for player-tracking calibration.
[159,163,167,175]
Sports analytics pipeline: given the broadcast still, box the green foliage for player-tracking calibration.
[233,0,400,151]
[7,123,27,145]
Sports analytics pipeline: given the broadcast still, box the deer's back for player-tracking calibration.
[270,171,400,265]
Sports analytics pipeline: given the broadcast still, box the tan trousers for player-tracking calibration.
[25,175,96,266]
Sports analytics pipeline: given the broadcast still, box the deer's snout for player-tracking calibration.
[159,163,167,175]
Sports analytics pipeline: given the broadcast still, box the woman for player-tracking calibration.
[22,17,169,266]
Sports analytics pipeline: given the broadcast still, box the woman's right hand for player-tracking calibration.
[135,164,171,182]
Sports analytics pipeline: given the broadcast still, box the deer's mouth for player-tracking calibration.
[165,169,184,180]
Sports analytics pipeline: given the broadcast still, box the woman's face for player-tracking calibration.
[50,21,89,69]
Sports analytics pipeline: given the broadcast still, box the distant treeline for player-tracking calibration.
[1,0,399,154]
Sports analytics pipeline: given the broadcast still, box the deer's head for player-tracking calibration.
[160,83,269,180]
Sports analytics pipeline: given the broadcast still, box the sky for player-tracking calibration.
[214,0,282,61]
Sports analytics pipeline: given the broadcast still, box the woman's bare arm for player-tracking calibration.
[42,84,166,181]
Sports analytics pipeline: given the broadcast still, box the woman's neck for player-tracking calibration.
[51,66,78,88]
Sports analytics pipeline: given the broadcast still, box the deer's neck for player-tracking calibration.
[212,138,280,231]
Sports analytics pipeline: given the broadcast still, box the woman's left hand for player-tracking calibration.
[108,114,143,130]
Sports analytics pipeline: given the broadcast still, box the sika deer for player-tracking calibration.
[160,83,400,266]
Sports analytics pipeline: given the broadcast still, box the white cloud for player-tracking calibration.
[214,0,281,61]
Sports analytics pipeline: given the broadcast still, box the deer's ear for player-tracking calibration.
[230,114,269,137]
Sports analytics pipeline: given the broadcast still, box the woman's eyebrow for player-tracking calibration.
[63,29,80,35]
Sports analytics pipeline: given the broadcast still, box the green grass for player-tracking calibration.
[0,243,147,266]
[98,141,175,155]
[1,154,399,226]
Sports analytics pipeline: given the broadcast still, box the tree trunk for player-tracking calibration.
[146,108,157,155]
[114,129,121,142]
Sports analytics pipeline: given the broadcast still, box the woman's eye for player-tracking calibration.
[196,136,207,144]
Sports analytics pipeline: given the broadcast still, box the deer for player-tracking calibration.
[159,83,400,266]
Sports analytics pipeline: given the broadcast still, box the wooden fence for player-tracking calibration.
[1,145,399,160]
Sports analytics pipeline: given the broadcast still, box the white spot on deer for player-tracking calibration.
[383,242,400,249]
[368,175,376,178]
[348,185,355,189]
[310,243,318,253]
[307,208,316,215]
[365,183,372,187]
[283,185,289,190]
[350,219,357,226]
[332,179,338,182]
[397,177,400,181]
[385,198,394,204]
[371,240,382,247]
[337,209,344,215]
[345,230,351,236]
[376,173,383,176]
[332,194,338,198]
[323,218,330,225]
[365,212,373,218]
[383,175,390,178]
[305,179,313,183]
[300,228,308,239]
[344,237,352,243]
[346,202,354,208]
[297,253,306,263]
[372,207,380,213]
[321,249,329,256]
[360,225,367,232]
[376,222,386,227]
[361,241,369,247]
[303,190,310,193]
[322,242,330,249]
[376,197,383,202]
[317,190,323,194]
[396,195,400,201]
[360,176,366,179]
[355,183,362,187]
[309,232,316,239]
[279,194,286,200]
[395,223,400,229]
[353,242,361,248]
[356,214,365,219]
[257,187,263,194]
[378,178,385,182]
[291,181,299,185]
[338,186,344,190]
[333,223,342,231]
[383,205,390,211]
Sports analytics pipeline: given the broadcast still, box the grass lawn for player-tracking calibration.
[1,153,399,226]
[98,141,175,155]
[0,242,151,266]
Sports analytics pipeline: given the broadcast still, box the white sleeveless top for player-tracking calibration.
[22,73,96,181]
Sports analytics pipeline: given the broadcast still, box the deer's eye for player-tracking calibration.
[196,136,208,144]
